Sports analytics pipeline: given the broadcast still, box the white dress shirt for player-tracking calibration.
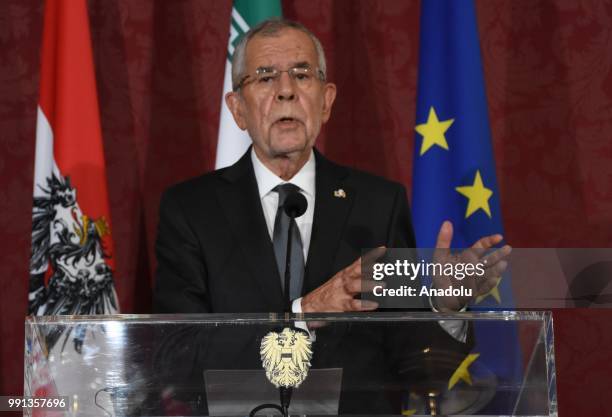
[251,149,466,342]
[251,149,315,262]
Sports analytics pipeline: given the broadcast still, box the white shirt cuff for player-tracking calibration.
[429,296,468,343]
[291,297,316,341]
[292,298,303,313]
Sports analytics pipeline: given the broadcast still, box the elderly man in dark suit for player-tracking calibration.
[153,18,507,414]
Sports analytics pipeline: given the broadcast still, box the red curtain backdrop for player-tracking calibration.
[1,1,612,415]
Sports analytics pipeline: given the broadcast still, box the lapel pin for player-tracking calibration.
[333,189,346,198]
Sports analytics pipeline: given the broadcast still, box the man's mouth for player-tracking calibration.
[274,116,301,128]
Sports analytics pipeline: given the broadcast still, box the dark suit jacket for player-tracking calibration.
[154,148,416,313]
[151,148,470,414]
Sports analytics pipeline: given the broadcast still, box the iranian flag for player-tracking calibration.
[215,0,282,169]
[29,0,119,329]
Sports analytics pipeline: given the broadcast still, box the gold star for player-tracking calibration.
[455,170,493,218]
[448,353,480,390]
[414,106,454,156]
[476,276,502,304]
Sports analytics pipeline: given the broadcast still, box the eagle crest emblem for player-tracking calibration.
[260,327,313,388]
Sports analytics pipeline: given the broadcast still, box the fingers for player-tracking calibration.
[342,247,386,290]
[361,246,387,270]
[472,233,504,250]
[475,257,508,295]
[346,258,361,276]
[482,245,512,268]
[363,246,387,261]
[486,259,508,279]
[433,221,453,263]
[306,320,328,330]
[303,250,390,313]
[350,298,378,311]
[345,278,382,294]
[435,221,453,250]
[465,240,510,265]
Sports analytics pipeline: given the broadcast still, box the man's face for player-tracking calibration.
[226,28,336,164]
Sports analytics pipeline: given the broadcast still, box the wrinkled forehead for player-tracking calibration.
[244,28,318,71]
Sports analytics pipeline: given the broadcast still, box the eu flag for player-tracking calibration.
[411,0,522,411]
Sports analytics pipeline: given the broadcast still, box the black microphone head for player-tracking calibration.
[283,191,307,218]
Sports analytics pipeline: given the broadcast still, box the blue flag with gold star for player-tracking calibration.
[411,0,522,411]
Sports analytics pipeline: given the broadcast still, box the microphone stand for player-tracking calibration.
[249,219,294,416]
[283,217,295,313]
[250,193,305,417]
[278,217,296,416]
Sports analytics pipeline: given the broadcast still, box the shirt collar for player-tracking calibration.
[251,148,316,199]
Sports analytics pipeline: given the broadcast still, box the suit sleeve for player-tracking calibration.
[154,188,210,313]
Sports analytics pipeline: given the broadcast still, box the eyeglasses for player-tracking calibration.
[234,66,325,92]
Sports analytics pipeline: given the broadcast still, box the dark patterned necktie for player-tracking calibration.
[272,183,305,301]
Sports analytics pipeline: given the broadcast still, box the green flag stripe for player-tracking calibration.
[232,7,249,34]
[227,1,282,61]
[234,0,282,28]
[228,9,248,59]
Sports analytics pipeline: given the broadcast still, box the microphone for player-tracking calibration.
[283,190,307,218]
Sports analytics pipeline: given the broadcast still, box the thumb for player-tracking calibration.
[435,220,453,249]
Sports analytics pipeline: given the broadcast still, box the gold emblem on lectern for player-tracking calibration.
[260,327,313,388]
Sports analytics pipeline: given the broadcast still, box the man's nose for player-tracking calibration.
[275,71,296,101]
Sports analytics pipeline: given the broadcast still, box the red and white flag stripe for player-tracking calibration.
[29,0,119,320]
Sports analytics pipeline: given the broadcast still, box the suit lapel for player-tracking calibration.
[215,150,284,311]
[304,150,355,293]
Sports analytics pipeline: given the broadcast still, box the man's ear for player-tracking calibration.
[321,82,337,124]
[225,91,248,130]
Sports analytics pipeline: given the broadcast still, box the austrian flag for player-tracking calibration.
[29,0,119,326]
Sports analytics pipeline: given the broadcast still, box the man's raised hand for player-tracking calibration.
[432,220,511,311]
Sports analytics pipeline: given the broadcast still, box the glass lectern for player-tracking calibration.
[24,312,556,416]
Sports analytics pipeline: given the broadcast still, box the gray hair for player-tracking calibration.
[231,18,327,91]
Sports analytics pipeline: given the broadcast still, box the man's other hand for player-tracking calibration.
[432,220,511,312]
